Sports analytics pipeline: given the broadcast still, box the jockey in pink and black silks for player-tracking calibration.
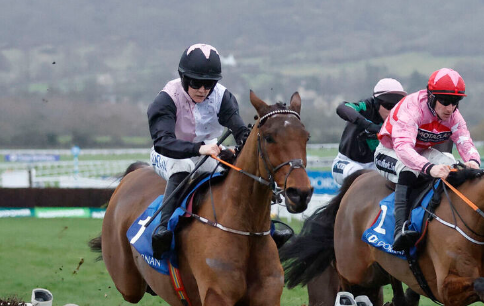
[148,44,249,162]
[147,44,292,259]
[147,44,250,259]
[374,68,481,251]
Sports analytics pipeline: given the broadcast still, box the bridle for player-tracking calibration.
[425,170,484,245]
[257,109,307,202]
[184,108,309,236]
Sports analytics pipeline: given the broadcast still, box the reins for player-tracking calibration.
[441,173,484,218]
[210,154,272,186]
[426,168,484,245]
[187,108,306,236]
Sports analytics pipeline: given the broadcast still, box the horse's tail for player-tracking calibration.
[280,169,370,288]
[88,235,103,261]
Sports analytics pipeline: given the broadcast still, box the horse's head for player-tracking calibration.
[249,90,314,213]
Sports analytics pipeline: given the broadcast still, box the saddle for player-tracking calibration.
[174,170,227,212]
[126,171,227,275]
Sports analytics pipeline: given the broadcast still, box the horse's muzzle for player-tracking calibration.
[285,187,314,213]
[474,277,484,301]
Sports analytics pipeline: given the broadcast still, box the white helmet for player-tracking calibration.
[373,78,407,98]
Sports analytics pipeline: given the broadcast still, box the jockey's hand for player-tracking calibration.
[365,123,381,134]
[429,164,451,179]
[464,160,480,169]
[199,144,222,156]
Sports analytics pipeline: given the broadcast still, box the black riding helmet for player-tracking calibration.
[178,44,222,93]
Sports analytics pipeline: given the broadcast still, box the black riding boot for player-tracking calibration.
[152,172,189,259]
[392,184,420,251]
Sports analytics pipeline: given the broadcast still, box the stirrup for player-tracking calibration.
[393,222,419,251]
[401,221,420,239]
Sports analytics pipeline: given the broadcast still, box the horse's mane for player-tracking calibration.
[119,161,150,180]
[445,167,484,188]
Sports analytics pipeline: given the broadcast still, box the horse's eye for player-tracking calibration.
[264,135,276,144]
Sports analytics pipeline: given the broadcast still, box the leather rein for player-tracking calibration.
[183,109,306,236]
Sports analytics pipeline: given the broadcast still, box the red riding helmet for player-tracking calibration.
[427,68,466,96]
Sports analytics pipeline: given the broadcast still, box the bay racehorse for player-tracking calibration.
[281,168,484,306]
[89,90,313,306]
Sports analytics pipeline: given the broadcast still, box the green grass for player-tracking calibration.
[0,218,166,305]
[0,217,450,306]
[0,218,306,305]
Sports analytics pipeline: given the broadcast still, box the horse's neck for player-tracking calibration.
[219,130,273,227]
[443,178,484,235]
[466,178,484,232]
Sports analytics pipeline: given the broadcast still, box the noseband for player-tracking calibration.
[257,109,306,202]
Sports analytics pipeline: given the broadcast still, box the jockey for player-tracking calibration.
[148,43,291,259]
[332,78,407,185]
[374,68,481,251]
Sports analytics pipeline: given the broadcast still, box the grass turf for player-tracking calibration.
[0,218,447,305]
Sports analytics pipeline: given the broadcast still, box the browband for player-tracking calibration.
[258,109,300,127]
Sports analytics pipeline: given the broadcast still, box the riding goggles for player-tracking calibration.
[376,93,404,110]
[380,101,397,110]
[437,96,462,107]
[186,77,218,90]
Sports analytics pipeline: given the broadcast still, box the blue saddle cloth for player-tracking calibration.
[126,172,223,275]
[361,181,440,259]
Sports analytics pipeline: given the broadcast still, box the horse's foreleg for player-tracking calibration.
[202,288,246,306]
[389,277,405,306]
[404,288,420,306]
[441,274,482,306]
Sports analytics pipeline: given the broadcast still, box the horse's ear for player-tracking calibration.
[289,92,301,114]
[250,90,268,116]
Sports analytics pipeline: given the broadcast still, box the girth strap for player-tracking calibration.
[404,249,442,305]
[168,260,192,306]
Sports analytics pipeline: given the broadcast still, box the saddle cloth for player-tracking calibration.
[126,172,223,275]
[361,181,440,259]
